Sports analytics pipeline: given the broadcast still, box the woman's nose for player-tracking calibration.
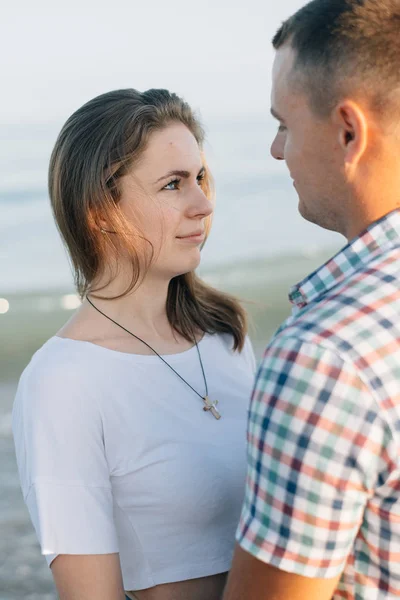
[188,185,214,218]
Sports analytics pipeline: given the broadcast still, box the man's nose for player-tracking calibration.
[270,133,285,161]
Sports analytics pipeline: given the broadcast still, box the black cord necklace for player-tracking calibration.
[86,295,221,420]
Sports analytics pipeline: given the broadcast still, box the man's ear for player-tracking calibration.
[333,100,368,166]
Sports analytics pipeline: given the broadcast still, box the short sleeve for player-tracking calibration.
[236,337,390,579]
[12,355,119,565]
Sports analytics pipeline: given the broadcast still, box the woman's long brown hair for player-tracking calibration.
[49,88,247,350]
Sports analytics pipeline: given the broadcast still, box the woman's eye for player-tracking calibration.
[163,173,205,191]
[163,178,180,191]
[278,124,287,133]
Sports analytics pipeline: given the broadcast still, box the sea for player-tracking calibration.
[0,116,343,598]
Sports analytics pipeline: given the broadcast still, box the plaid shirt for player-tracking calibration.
[237,210,400,599]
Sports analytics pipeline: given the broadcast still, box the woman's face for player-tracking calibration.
[117,122,213,280]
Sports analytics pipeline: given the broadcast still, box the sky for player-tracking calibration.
[1,0,305,125]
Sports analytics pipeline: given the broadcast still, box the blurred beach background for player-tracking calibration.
[0,0,343,597]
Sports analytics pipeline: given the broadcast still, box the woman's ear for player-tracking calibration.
[88,209,117,235]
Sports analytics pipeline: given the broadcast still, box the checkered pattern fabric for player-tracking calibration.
[237,210,400,599]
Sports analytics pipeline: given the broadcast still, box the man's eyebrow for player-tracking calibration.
[270,107,285,122]
[154,166,205,185]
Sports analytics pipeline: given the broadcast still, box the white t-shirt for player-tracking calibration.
[12,332,256,591]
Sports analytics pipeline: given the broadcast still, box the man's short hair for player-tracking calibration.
[273,0,400,119]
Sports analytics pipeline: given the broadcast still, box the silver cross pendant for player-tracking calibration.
[203,396,221,420]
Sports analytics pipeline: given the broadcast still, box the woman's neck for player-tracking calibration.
[87,273,172,339]
[58,271,199,354]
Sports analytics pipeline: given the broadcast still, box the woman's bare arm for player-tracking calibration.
[51,553,126,600]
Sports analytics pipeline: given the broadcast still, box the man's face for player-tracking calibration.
[270,45,346,234]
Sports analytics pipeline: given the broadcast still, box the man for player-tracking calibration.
[223,1,400,599]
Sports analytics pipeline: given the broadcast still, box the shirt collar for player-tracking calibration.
[289,209,400,309]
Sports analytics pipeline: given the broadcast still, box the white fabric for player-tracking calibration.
[12,332,256,591]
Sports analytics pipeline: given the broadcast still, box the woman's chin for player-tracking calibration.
[174,253,202,277]
[152,249,202,280]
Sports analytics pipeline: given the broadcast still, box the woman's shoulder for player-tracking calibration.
[14,337,103,417]
[208,332,257,374]
[21,336,94,383]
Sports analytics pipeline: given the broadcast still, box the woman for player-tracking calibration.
[12,89,256,600]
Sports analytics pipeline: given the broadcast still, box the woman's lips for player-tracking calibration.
[176,231,205,243]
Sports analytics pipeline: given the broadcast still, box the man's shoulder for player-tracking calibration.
[258,263,400,436]
[282,256,400,350]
